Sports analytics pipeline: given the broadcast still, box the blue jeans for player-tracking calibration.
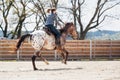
[45,25,61,38]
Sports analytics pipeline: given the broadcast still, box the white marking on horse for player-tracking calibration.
[30,30,55,50]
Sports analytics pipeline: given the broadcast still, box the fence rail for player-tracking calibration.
[0,40,120,60]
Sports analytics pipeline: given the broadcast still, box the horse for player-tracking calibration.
[16,22,78,70]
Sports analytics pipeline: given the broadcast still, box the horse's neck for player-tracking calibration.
[59,32,68,46]
[59,28,68,34]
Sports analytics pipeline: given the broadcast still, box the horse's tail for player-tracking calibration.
[16,34,31,51]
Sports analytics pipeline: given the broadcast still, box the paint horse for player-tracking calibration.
[16,22,78,70]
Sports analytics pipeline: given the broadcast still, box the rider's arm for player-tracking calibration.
[54,13,62,28]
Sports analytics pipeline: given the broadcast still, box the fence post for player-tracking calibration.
[17,50,20,61]
[109,40,112,59]
[93,40,96,59]
[90,40,92,60]
[0,40,1,59]
[54,50,57,60]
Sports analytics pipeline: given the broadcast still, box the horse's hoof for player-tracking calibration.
[46,62,49,65]
[64,61,67,65]
[62,60,67,64]
[34,68,38,71]
[45,60,49,65]
[61,61,64,64]
[65,62,67,65]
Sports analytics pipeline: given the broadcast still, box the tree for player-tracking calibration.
[11,0,33,39]
[0,0,14,37]
[31,0,63,30]
[31,0,47,30]
[70,0,120,40]
[51,0,58,8]
[0,0,65,39]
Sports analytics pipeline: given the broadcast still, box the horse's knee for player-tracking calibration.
[35,51,40,56]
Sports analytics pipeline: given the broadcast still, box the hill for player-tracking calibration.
[0,30,120,40]
[86,30,120,40]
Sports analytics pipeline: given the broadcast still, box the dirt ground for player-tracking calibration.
[0,61,120,80]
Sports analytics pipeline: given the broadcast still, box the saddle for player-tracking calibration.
[43,27,53,35]
[43,27,61,47]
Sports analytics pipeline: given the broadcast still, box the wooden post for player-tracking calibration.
[93,40,96,59]
[109,40,112,59]
[90,40,92,60]
[17,50,20,60]
[54,50,57,60]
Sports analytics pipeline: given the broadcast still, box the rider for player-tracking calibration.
[45,7,61,46]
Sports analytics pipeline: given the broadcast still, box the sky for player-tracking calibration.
[24,0,120,31]
[0,0,120,32]
[58,0,120,31]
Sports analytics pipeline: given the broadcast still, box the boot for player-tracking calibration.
[55,37,61,47]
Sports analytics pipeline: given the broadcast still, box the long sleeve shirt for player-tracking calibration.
[45,13,57,26]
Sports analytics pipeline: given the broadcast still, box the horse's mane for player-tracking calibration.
[60,22,74,33]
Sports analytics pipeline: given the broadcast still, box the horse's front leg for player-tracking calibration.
[60,52,66,64]
[56,49,65,64]
[61,54,67,64]
[62,48,69,64]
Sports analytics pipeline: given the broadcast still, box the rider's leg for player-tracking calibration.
[46,25,61,46]
[56,36,61,46]
[50,26,61,45]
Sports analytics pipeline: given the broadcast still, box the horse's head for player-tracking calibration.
[62,22,78,40]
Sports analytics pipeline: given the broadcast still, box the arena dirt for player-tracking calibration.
[0,61,120,80]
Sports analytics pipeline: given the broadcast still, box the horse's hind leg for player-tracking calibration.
[32,55,38,70]
[32,51,49,70]
[35,51,49,65]
[39,53,49,65]
[32,51,40,70]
